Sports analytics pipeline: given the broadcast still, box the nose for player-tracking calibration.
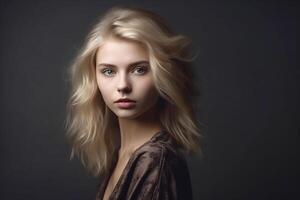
[117,72,132,94]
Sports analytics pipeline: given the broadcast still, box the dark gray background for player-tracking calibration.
[1,0,298,199]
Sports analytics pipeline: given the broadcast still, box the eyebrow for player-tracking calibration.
[97,61,149,68]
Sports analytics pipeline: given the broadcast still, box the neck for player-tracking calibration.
[117,109,163,155]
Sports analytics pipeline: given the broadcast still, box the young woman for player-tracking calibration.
[65,6,203,200]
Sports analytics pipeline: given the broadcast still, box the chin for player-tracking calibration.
[114,107,152,120]
[113,110,139,119]
[116,113,141,120]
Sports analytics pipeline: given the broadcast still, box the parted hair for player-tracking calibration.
[65,6,203,177]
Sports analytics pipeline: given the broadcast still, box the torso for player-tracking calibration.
[96,130,193,200]
[102,129,163,200]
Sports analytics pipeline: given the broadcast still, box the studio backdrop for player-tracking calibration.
[0,1,298,200]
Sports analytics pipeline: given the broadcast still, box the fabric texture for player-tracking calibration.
[96,130,193,200]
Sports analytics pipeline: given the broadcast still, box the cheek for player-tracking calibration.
[96,77,111,102]
[137,78,159,101]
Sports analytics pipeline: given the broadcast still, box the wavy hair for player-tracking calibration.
[65,6,203,177]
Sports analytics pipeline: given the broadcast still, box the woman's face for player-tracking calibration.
[95,36,160,119]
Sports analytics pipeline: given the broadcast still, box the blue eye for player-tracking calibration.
[101,68,115,76]
[133,66,148,75]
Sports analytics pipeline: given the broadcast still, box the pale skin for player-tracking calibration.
[95,36,163,200]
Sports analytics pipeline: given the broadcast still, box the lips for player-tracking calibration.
[114,98,136,103]
[114,98,136,109]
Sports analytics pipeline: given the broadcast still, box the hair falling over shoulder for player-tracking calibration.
[65,6,204,177]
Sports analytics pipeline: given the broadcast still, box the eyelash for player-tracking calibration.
[100,66,148,76]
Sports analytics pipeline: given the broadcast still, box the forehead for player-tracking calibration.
[96,36,148,65]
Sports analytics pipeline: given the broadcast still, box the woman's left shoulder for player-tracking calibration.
[128,131,193,199]
[134,131,189,170]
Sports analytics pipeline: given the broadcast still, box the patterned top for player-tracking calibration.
[95,130,193,200]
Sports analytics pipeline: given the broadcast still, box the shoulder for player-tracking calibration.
[126,131,193,199]
[130,131,189,176]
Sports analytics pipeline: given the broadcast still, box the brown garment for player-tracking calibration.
[96,130,193,200]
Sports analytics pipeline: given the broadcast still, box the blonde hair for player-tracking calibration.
[65,6,203,177]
